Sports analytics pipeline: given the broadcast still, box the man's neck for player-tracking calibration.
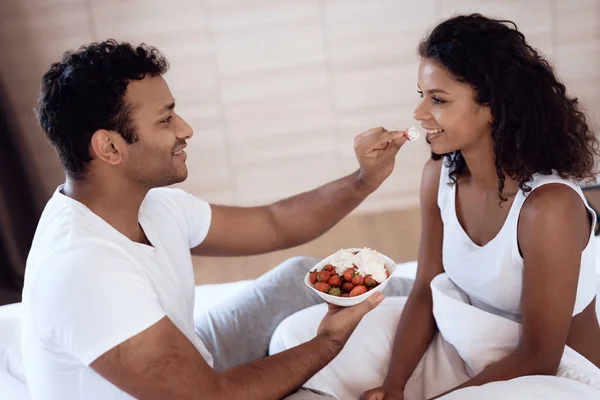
[63,177,149,244]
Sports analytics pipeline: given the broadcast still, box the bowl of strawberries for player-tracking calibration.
[304,247,396,307]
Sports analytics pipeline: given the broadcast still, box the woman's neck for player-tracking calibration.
[460,134,519,195]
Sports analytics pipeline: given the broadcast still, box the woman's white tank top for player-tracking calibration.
[438,160,598,321]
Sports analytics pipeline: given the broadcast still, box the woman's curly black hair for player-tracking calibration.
[36,39,169,180]
[419,14,599,200]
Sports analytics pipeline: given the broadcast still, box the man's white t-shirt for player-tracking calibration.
[21,186,214,399]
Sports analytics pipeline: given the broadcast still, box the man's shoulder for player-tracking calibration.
[28,238,137,286]
[28,197,135,278]
[142,187,211,228]
[22,239,139,319]
[35,190,112,246]
[143,187,198,208]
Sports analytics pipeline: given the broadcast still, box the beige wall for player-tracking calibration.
[1,0,598,213]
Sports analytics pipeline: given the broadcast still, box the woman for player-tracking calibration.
[270,14,600,399]
[363,13,600,399]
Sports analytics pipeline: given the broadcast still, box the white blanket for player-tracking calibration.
[431,273,600,399]
[269,273,600,399]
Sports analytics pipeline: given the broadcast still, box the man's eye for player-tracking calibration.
[161,116,173,124]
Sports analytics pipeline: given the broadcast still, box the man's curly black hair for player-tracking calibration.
[36,39,169,180]
[419,14,599,200]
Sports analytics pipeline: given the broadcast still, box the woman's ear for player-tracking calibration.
[483,105,494,124]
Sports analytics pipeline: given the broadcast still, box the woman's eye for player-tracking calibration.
[418,90,445,105]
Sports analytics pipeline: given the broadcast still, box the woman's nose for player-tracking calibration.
[413,101,428,122]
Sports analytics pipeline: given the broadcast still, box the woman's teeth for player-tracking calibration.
[426,129,444,134]
[173,149,184,155]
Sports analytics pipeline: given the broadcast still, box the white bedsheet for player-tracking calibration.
[269,273,600,399]
[0,313,27,400]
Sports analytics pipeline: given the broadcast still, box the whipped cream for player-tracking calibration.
[326,248,388,283]
[406,126,421,141]
[328,249,356,273]
[355,248,388,282]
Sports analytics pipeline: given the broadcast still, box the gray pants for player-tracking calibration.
[195,256,414,399]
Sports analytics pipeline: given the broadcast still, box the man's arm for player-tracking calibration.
[91,294,384,400]
[429,184,590,399]
[192,128,407,256]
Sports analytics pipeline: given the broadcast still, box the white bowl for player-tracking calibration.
[304,248,397,307]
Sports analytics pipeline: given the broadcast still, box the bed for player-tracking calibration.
[1,249,597,400]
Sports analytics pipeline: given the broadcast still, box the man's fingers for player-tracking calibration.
[365,292,385,308]
[360,389,386,400]
[356,130,406,152]
[369,130,406,146]
[389,135,409,150]
[355,127,398,143]
[350,292,385,318]
[355,127,386,142]
[363,133,408,155]
[381,130,406,143]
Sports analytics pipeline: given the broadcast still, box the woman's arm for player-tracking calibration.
[363,159,446,399]
[383,159,447,388]
[430,183,590,399]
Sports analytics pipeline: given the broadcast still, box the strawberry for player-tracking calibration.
[309,271,318,284]
[364,275,377,287]
[341,282,355,293]
[349,285,368,297]
[352,274,364,286]
[314,282,331,293]
[343,269,355,282]
[328,274,341,287]
[317,271,331,282]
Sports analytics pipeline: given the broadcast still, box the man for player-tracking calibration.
[21,40,409,399]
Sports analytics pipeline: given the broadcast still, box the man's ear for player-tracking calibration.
[90,129,126,166]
